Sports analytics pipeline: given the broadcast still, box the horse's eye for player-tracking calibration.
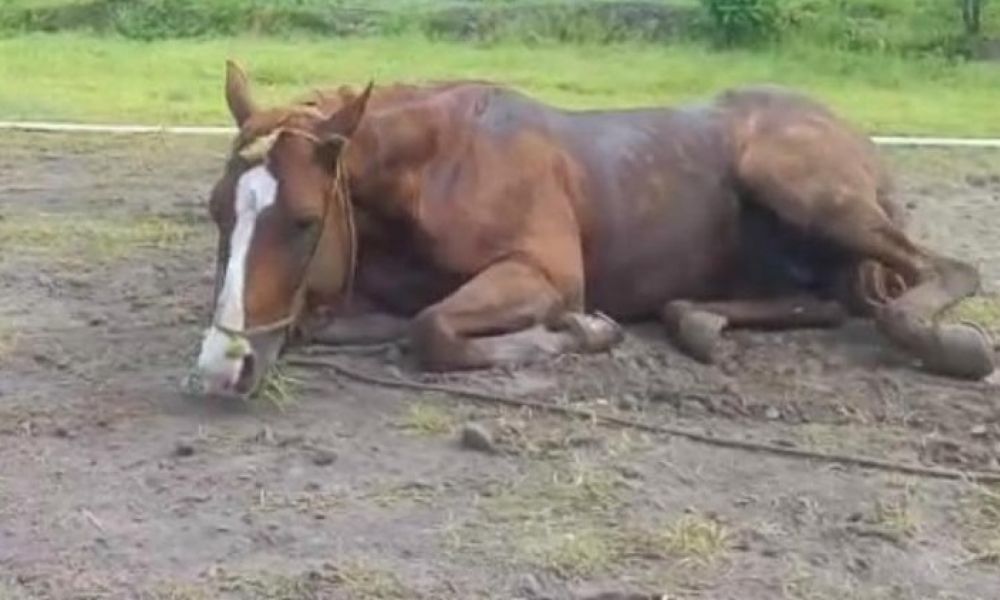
[293,217,320,233]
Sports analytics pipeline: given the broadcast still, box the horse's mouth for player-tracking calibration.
[183,354,259,401]
[232,353,257,396]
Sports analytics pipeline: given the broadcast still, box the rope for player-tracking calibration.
[285,354,1000,485]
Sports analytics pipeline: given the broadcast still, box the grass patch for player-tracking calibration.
[0,0,700,43]
[2,0,995,58]
[451,462,734,579]
[142,583,211,600]
[254,488,343,515]
[2,33,1000,136]
[961,484,1000,564]
[146,563,410,599]
[215,571,333,600]
[250,363,303,413]
[0,212,195,261]
[657,512,733,567]
[361,480,441,509]
[796,424,911,457]
[467,464,628,576]
[871,488,920,541]
[395,399,456,437]
[484,409,654,459]
[945,295,1000,334]
[329,561,409,600]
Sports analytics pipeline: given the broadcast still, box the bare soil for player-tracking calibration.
[1,132,999,600]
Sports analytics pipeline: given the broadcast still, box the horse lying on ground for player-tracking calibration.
[193,60,996,397]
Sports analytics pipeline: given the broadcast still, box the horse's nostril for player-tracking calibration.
[239,353,256,384]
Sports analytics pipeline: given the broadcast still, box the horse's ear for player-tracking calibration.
[225,59,257,127]
[318,80,374,145]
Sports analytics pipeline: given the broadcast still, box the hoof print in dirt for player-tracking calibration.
[460,423,498,454]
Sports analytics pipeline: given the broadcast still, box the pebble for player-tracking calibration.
[174,440,196,457]
[617,394,641,411]
[460,423,497,454]
[765,406,781,420]
[311,448,339,467]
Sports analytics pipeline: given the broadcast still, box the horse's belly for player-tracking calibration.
[582,195,741,319]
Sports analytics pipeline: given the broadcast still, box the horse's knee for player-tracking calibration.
[411,310,448,369]
[410,309,486,371]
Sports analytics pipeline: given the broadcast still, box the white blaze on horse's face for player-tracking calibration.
[196,164,278,395]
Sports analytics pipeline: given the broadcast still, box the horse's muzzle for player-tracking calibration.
[194,327,259,397]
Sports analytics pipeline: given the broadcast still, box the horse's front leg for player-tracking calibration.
[409,259,622,371]
[297,298,411,347]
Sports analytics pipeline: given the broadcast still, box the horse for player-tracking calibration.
[192,60,995,397]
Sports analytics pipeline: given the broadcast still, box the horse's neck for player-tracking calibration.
[346,108,438,222]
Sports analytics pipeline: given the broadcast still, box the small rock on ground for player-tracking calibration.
[460,423,497,454]
[311,448,339,466]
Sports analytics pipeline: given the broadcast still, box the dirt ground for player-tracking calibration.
[1,132,999,600]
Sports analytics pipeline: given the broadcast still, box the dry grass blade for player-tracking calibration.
[961,484,1000,564]
[252,364,303,412]
[396,400,456,436]
[659,513,733,567]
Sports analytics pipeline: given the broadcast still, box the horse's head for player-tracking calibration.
[193,61,373,398]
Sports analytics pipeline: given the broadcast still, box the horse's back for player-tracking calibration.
[364,82,891,318]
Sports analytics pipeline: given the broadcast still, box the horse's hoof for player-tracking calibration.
[560,311,624,353]
[920,322,995,380]
[661,301,726,364]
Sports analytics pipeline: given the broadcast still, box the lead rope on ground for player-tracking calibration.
[286,354,1000,485]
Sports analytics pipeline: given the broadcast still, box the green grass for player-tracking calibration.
[457,464,630,576]
[946,295,1000,334]
[141,562,412,599]
[449,461,735,580]
[1,33,1000,135]
[657,512,733,566]
[395,399,457,437]
[250,364,303,412]
[0,211,196,260]
[961,484,1000,565]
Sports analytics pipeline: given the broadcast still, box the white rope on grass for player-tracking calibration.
[0,121,235,135]
[872,136,1000,148]
[3,120,1000,148]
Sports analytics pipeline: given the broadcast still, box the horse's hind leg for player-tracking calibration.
[660,296,846,363]
[738,136,994,379]
[800,199,993,378]
[410,259,623,371]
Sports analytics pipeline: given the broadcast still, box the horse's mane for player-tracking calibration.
[232,79,502,163]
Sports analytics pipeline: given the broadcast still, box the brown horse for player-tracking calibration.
[193,61,995,397]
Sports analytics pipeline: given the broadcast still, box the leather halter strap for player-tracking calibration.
[213,126,355,340]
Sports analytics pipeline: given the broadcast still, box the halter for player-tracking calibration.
[213,126,357,341]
